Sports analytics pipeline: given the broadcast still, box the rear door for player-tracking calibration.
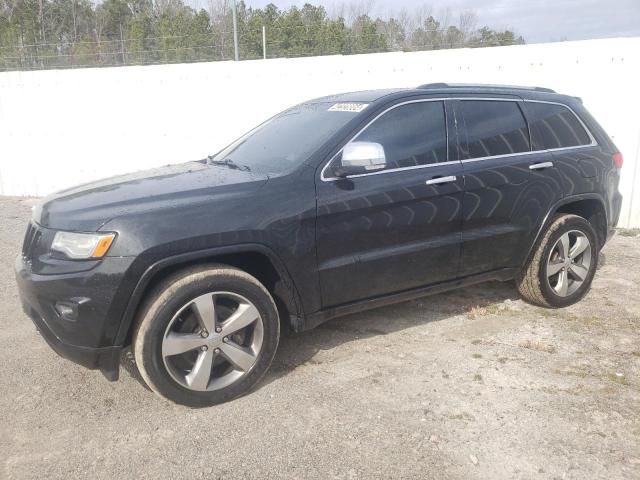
[453,98,564,275]
[523,100,602,197]
[316,99,464,307]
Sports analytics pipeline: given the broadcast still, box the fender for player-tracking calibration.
[113,243,304,346]
[523,192,608,265]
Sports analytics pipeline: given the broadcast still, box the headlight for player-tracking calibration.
[51,231,116,259]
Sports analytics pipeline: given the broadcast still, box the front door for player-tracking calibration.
[316,99,464,307]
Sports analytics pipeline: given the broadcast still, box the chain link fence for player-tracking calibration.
[0,28,524,71]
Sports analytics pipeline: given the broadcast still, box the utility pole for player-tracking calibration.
[72,0,77,42]
[231,0,239,61]
[262,26,266,59]
[119,23,126,65]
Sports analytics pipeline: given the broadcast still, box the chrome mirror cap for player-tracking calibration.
[341,141,387,172]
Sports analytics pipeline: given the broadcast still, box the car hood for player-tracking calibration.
[34,161,269,231]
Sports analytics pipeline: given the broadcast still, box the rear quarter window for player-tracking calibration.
[525,102,592,150]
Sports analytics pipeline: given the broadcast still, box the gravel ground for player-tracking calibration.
[1,195,639,480]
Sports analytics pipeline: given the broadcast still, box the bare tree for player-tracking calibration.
[347,0,377,22]
[207,0,231,59]
[459,10,478,43]
[327,1,346,20]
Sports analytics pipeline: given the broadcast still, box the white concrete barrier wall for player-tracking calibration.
[1,37,639,227]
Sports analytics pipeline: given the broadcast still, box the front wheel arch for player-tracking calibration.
[116,245,303,348]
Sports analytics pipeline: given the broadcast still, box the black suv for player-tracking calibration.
[16,84,623,406]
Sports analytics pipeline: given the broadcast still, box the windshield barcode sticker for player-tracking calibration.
[328,103,369,113]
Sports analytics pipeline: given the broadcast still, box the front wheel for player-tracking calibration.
[516,214,598,308]
[133,265,280,407]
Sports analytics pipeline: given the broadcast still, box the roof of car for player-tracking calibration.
[415,83,556,94]
[307,89,408,103]
[307,84,573,105]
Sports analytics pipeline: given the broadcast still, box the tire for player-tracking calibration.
[516,214,598,308]
[133,264,280,407]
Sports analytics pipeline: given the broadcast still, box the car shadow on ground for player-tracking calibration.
[264,251,608,386]
[120,251,609,395]
[262,280,521,387]
[119,280,521,392]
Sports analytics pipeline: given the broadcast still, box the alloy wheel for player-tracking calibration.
[546,230,592,297]
[161,292,264,391]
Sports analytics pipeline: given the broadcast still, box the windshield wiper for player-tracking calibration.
[206,156,251,172]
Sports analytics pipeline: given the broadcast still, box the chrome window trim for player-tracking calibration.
[459,150,539,164]
[522,99,598,148]
[320,97,598,182]
[324,159,462,180]
[320,98,448,182]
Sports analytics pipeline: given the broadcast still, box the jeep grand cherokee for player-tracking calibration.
[16,84,623,406]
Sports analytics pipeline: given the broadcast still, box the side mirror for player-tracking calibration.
[335,141,387,177]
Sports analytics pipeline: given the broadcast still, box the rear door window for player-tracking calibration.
[525,102,592,150]
[456,100,530,160]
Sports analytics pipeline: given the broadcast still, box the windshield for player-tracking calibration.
[209,102,367,175]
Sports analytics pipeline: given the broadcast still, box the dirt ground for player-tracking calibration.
[1,195,639,480]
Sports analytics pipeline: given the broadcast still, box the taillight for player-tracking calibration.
[613,152,623,169]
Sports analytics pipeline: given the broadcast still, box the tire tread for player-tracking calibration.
[516,214,584,308]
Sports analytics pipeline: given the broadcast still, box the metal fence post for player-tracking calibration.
[232,0,239,61]
[119,23,126,65]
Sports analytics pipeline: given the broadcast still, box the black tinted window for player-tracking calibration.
[353,101,447,170]
[457,100,530,159]
[526,102,591,150]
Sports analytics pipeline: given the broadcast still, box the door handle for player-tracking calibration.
[529,161,554,170]
[426,175,457,185]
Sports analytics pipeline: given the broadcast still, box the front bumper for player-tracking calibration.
[15,254,135,380]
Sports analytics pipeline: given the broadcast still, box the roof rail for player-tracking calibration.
[416,83,556,93]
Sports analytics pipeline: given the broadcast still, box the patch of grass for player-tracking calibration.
[579,316,607,327]
[535,308,562,319]
[607,373,630,385]
[467,303,501,320]
[554,368,589,378]
[498,357,508,364]
[535,308,578,321]
[448,412,475,421]
[472,353,483,359]
[617,228,640,237]
[632,351,640,357]
[520,339,557,354]
[473,374,483,382]
[471,339,482,345]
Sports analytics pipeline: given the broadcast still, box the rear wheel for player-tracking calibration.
[516,214,598,308]
[133,265,279,407]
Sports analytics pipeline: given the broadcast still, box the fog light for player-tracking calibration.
[55,302,77,321]
[54,297,90,322]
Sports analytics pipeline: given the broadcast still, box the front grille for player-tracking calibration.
[22,222,42,261]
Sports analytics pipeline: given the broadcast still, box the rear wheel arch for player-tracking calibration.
[555,198,607,248]
[117,245,303,348]
[524,194,608,266]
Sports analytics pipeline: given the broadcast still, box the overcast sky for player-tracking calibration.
[219,0,640,43]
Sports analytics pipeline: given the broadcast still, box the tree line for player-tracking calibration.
[0,0,525,70]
